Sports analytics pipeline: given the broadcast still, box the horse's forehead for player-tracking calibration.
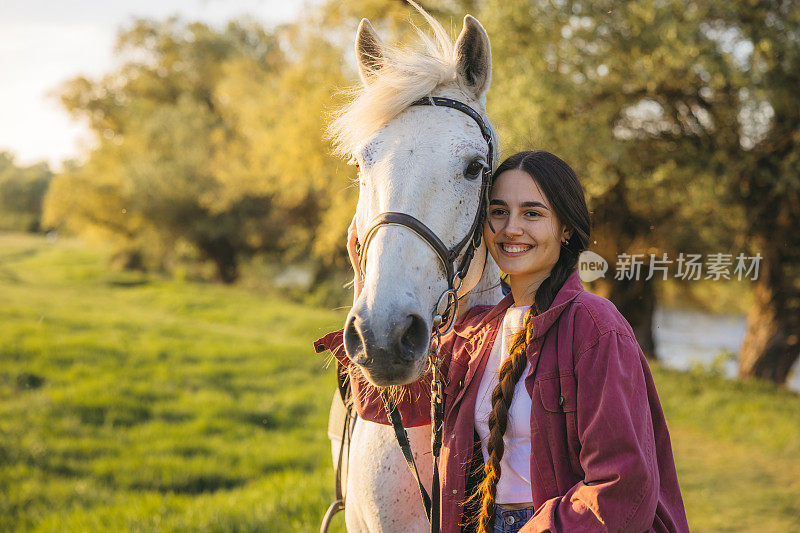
[363,109,486,170]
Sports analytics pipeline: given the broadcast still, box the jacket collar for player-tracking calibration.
[453,269,584,339]
[529,269,584,339]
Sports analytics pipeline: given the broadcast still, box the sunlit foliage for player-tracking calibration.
[38,0,799,380]
[44,17,352,282]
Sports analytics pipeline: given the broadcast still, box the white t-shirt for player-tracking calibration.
[473,305,533,505]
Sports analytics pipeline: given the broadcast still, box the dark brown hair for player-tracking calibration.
[473,151,590,532]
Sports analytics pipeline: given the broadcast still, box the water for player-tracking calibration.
[653,307,800,392]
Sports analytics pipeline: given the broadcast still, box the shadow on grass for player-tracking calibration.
[106,279,150,288]
[240,402,313,431]
[126,474,248,495]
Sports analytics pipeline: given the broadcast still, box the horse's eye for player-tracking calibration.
[464,159,485,181]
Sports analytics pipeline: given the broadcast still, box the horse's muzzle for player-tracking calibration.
[344,309,429,386]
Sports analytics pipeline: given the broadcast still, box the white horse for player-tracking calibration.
[327,6,502,533]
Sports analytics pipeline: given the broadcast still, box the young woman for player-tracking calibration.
[317,151,689,532]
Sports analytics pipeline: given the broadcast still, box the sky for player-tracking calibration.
[0,0,309,170]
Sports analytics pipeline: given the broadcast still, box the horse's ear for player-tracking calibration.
[356,18,385,84]
[454,15,492,98]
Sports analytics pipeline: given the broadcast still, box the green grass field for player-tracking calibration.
[1,232,799,532]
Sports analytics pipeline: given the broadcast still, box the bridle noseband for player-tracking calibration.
[357,96,495,336]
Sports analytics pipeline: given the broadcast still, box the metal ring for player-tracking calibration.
[432,288,458,337]
[452,276,463,294]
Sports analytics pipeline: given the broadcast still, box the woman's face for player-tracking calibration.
[484,168,567,288]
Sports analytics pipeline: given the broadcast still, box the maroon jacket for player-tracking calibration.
[315,270,689,532]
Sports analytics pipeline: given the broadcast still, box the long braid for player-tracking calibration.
[471,266,579,532]
[474,309,534,533]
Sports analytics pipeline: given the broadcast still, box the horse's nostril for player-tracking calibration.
[344,314,369,365]
[398,313,428,361]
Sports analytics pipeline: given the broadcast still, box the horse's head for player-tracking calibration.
[331,9,495,386]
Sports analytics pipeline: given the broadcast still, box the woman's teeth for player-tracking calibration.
[501,243,532,253]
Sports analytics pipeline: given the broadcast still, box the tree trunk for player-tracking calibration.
[591,276,657,359]
[738,244,800,384]
[198,237,239,284]
[607,277,657,359]
[590,179,659,359]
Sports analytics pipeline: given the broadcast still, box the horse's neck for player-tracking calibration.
[466,254,503,308]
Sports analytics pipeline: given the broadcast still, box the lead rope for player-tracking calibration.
[320,363,356,533]
[380,331,446,533]
[429,332,445,533]
[380,390,433,519]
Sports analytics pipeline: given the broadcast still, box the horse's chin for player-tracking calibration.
[354,357,428,388]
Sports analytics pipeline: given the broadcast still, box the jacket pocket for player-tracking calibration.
[537,375,577,413]
[538,375,583,476]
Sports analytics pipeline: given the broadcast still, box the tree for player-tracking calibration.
[44,19,287,282]
[312,0,730,349]
[704,1,800,384]
[44,15,360,284]
[479,0,798,380]
[0,152,52,233]
[210,19,354,273]
[482,0,718,357]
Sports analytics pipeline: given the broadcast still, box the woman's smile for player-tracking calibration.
[498,242,535,256]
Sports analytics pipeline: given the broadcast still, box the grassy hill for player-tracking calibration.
[1,232,798,532]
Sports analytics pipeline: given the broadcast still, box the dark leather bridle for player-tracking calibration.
[355,96,495,533]
[358,96,495,336]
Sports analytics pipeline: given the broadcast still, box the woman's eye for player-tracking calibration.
[526,211,541,217]
[464,159,485,180]
[490,208,507,217]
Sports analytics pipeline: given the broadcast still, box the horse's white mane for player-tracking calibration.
[328,6,460,158]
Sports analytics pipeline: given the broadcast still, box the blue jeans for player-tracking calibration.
[493,504,536,533]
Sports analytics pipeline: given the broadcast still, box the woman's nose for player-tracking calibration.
[502,216,524,237]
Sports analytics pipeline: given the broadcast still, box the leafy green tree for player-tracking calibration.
[0,152,52,232]
[44,20,306,282]
[481,0,723,357]
[702,1,800,383]
[479,0,798,376]
[211,20,354,273]
[46,15,358,283]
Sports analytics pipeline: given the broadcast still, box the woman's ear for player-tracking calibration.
[453,15,492,99]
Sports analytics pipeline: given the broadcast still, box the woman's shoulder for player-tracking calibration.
[448,297,509,345]
[569,290,637,341]
[564,291,646,369]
